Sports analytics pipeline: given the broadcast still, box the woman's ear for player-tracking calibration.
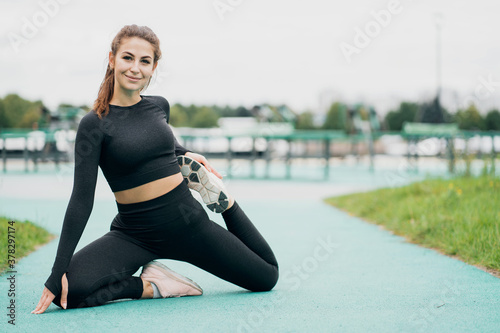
[109,51,114,69]
[152,61,158,72]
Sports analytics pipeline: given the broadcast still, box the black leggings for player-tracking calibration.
[52,181,279,309]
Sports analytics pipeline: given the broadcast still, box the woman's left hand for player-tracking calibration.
[185,152,223,179]
[32,273,68,314]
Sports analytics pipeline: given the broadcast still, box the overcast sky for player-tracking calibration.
[1,0,499,115]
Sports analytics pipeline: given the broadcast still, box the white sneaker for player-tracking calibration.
[140,261,203,298]
[178,155,232,213]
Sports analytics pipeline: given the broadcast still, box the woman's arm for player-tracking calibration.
[174,136,191,156]
[43,111,104,297]
[152,95,222,178]
[151,95,192,156]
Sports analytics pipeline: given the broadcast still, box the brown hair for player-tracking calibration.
[92,24,162,119]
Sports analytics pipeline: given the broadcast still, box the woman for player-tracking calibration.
[32,24,278,313]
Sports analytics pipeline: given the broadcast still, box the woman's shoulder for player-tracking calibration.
[143,95,170,112]
[80,109,101,122]
[76,110,103,132]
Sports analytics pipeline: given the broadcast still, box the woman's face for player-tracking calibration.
[109,37,157,94]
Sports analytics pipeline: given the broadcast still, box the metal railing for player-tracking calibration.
[1,126,498,179]
[0,128,70,172]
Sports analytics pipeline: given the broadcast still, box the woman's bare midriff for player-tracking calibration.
[113,172,184,204]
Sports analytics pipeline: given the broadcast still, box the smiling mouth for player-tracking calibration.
[125,74,141,81]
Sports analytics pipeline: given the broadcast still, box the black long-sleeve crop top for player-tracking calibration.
[44,95,190,296]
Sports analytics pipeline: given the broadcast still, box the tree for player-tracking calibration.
[0,94,43,128]
[169,104,189,127]
[485,109,500,131]
[384,102,419,131]
[58,103,75,108]
[323,102,347,130]
[19,106,42,128]
[78,104,90,112]
[216,105,237,117]
[191,106,219,128]
[417,96,445,123]
[454,104,485,130]
[185,104,198,120]
[295,111,316,130]
[0,99,6,128]
[235,106,252,117]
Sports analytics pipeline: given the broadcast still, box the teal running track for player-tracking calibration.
[0,161,499,332]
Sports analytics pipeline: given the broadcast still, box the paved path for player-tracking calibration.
[0,161,499,332]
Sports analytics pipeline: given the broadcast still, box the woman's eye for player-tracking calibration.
[121,55,150,64]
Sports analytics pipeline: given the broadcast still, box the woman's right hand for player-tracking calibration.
[31,273,68,314]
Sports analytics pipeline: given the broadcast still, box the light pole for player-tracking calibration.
[434,12,444,102]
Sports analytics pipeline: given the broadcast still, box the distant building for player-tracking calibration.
[48,106,86,130]
[250,104,297,124]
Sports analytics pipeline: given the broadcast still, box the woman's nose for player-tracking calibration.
[130,61,140,73]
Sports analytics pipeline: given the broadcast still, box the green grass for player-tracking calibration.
[325,175,500,274]
[0,216,54,274]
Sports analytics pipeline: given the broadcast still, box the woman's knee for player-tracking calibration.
[51,289,89,309]
[250,265,279,292]
[50,274,96,309]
